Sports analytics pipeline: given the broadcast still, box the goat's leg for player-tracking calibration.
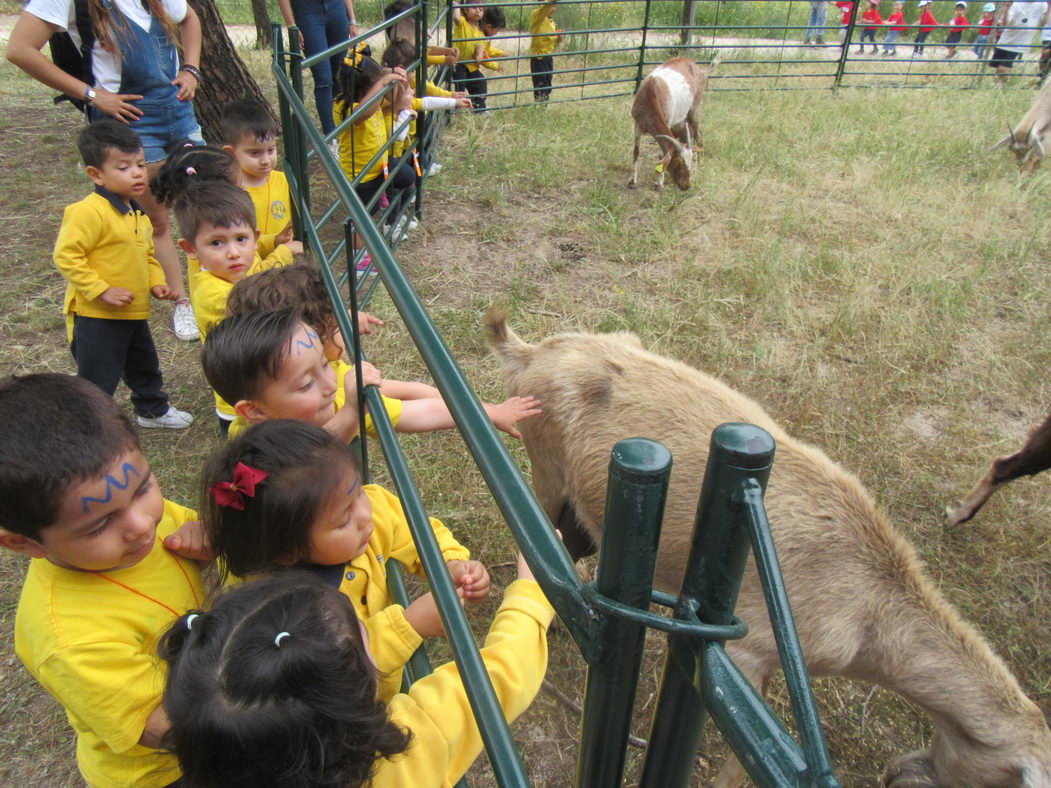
[946,411,1051,526]
[629,131,641,188]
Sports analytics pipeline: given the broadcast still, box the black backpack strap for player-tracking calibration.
[72,0,95,72]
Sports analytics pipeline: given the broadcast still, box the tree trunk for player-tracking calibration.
[187,0,277,143]
[251,0,272,49]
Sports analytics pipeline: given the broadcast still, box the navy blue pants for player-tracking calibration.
[70,316,169,417]
[453,64,488,110]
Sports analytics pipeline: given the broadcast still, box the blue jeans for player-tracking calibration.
[805,1,828,41]
[884,29,901,53]
[291,0,351,135]
[974,34,990,58]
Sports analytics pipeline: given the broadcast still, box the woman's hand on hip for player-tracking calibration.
[94,88,145,123]
[172,71,199,101]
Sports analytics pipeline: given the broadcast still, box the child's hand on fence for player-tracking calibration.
[447,559,491,602]
[163,520,214,564]
[282,239,305,255]
[357,310,384,335]
[484,395,542,439]
[98,286,134,306]
[454,96,473,109]
[150,284,175,300]
[445,52,458,65]
[358,360,383,388]
[451,90,469,100]
[404,592,456,638]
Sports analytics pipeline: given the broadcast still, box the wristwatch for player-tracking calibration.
[84,87,97,106]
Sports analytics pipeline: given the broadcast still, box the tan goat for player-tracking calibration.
[485,311,1051,788]
[992,78,1051,175]
[629,56,717,191]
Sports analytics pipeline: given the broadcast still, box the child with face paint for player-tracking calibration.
[199,418,491,701]
[0,373,207,788]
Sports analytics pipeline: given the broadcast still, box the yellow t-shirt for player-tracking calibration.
[14,500,205,788]
[54,189,166,324]
[530,4,559,55]
[349,484,470,700]
[452,15,487,73]
[244,170,291,238]
[374,580,555,786]
[334,99,388,183]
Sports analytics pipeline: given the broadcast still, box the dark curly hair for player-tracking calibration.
[149,143,240,205]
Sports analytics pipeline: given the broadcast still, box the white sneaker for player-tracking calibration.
[172,301,199,342]
[137,406,194,430]
[405,217,419,232]
[426,161,442,176]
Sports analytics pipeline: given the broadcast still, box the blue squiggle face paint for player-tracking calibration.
[80,463,141,514]
[293,329,320,355]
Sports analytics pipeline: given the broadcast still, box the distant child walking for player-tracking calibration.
[974,2,997,58]
[945,2,970,58]
[859,0,882,53]
[54,120,193,430]
[883,1,906,55]
[913,0,939,57]
[530,1,559,101]
[834,0,855,46]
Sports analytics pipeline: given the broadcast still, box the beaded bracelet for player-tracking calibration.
[179,63,202,83]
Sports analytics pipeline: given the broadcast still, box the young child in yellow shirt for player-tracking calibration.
[172,180,302,434]
[198,418,490,700]
[0,373,207,787]
[55,120,193,430]
[452,0,505,112]
[159,540,554,786]
[216,268,541,439]
[529,1,559,102]
[219,99,292,238]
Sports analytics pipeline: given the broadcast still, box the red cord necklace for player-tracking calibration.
[92,537,200,617]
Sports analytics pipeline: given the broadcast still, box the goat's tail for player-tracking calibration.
[703,55,721,75]
[484,305,535,370]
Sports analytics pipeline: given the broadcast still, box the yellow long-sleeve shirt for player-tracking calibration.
[452,16,505,72]
[244,170,291,237]
[530,4,559,55]
[373,579,555,786]
[335,99,388,183]
[344,484,470,700]
[54,188,166,322]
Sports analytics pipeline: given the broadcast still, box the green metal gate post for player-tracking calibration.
[577,438,672,788]
[635,0,654,91]
[638,423,775,788]
[287,28,312,222]
[833,11,859,88]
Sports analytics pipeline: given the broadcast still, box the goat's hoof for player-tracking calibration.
[943,503,972,527]
[628,180,637,189]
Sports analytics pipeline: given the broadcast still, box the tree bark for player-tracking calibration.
[187,0,277,143]
[251,0,272,49]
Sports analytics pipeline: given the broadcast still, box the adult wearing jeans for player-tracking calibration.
[805,0,829,45]
[277,0,361,140]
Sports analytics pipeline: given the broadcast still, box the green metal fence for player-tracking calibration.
[269,7,854,783]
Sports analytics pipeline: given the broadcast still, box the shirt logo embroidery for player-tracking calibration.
[270,201,287,220]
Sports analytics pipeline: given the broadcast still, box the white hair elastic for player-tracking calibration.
[186,614,199,630]
[274,632,291,648]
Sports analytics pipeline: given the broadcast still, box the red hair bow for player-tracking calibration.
[208,462,269,510]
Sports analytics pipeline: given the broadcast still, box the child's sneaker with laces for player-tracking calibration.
[172,301,199,341]
[137,406,194,430]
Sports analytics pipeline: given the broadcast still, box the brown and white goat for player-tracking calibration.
[946,410,1051,526]
[629,57,717,191]
[992,78,1051,175]
[485,311,1051,788]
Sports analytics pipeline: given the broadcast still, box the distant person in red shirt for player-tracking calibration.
[835,1,855,45]
[883,0,906,55]
[945,2,970,58]
[859,0,882,53]
[973,2,996,58]
[913,0,939,57]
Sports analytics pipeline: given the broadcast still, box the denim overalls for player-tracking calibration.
[90,6,203,162]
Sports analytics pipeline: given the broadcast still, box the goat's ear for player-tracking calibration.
[991,133,1014,152]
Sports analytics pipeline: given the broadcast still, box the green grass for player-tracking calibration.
[2,13,1051,788]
